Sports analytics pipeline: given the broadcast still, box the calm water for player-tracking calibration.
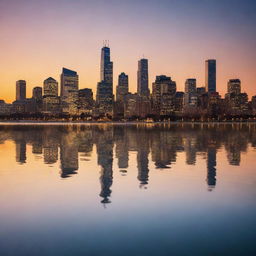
[0,123,255,256]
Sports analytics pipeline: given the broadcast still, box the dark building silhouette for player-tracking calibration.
[78,88,94,114]
[16,80,26,101]
[137,58,149,97]
[96,45,113,115]
[152,75,176,115]
[205,59,216,93]
[32,87,43,100]
[116,72,129,102]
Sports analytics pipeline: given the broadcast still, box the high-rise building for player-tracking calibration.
[43,77,60,114]
[32,87,43,100]
[60,68,79,115]
[205,59,216,93]
[137,59,149,97]
[78,88,94,114]
[185,79,196,94]
[32,87,43,113]
[184,79,197,107]
[225,79,248,115]
[227,79,241,95]
[100,46,113,86]
[16,80,26,101]
[96,45,114,115]
[44,77,58,97]
[152,75,176,115]
[116,72,129,102]
[174,92,184,113]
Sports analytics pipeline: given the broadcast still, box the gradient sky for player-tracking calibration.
[0,0,255,103]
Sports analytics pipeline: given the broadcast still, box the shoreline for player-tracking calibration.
[0,120,256,125]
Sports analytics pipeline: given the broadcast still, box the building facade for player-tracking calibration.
[137,59,149,97]
[116,72,129,102]
[60,68,79,115]
[78,88,94,115]
[96,46,114,115]
[152,75,176,115]
[16,80,26,101]
[205,59,216,93]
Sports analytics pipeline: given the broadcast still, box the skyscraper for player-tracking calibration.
[60,68,79,115]
[16,80,26,101]
[100,46,113,86]
[43,77,60,113]
[185,79,196,94]
[227,79,241,95]
[32,87,43,100]
[205,59,216,93]
[152,75,176,115]
[44,77,58,97]
[96,45,114,115]
[184,78,197,107]
[78,88,94,113]
[137,59,149,97]
[116,72,129,102]
[32,87,43,113]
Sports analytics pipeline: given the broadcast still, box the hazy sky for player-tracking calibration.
[0,0,255,102]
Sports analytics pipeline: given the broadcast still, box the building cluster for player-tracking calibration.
[0,45,255,120]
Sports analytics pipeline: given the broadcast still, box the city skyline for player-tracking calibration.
[0,45,254,103]
[0,50,254,103]
[0,44,255,120]
[0,0,256,102]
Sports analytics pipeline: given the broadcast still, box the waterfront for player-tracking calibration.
[0,124,255,255]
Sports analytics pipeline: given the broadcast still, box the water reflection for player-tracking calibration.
[0,123,256,203]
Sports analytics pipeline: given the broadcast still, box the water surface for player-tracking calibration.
[0,124,255,256]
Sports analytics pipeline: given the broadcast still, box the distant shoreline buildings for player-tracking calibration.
[0,44,256,121]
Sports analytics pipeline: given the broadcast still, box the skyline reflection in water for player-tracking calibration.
[0,123,255,255]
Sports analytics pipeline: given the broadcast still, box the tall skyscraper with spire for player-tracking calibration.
[137,58,149,97]
[96,42,114,115]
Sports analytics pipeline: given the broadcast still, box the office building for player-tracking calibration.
[96,45,114,115]
[137,58,149,97]
[205,59,216,93]
[16,80,26,101]
[184,79,197,107]
[43,77,60,114]
[60,68,79,115]
[227,79,241,95]
[116,72,129,102]
[78,88,94,114]
[152,75,176,115]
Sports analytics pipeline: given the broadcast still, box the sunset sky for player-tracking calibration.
[0,0,255,103]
